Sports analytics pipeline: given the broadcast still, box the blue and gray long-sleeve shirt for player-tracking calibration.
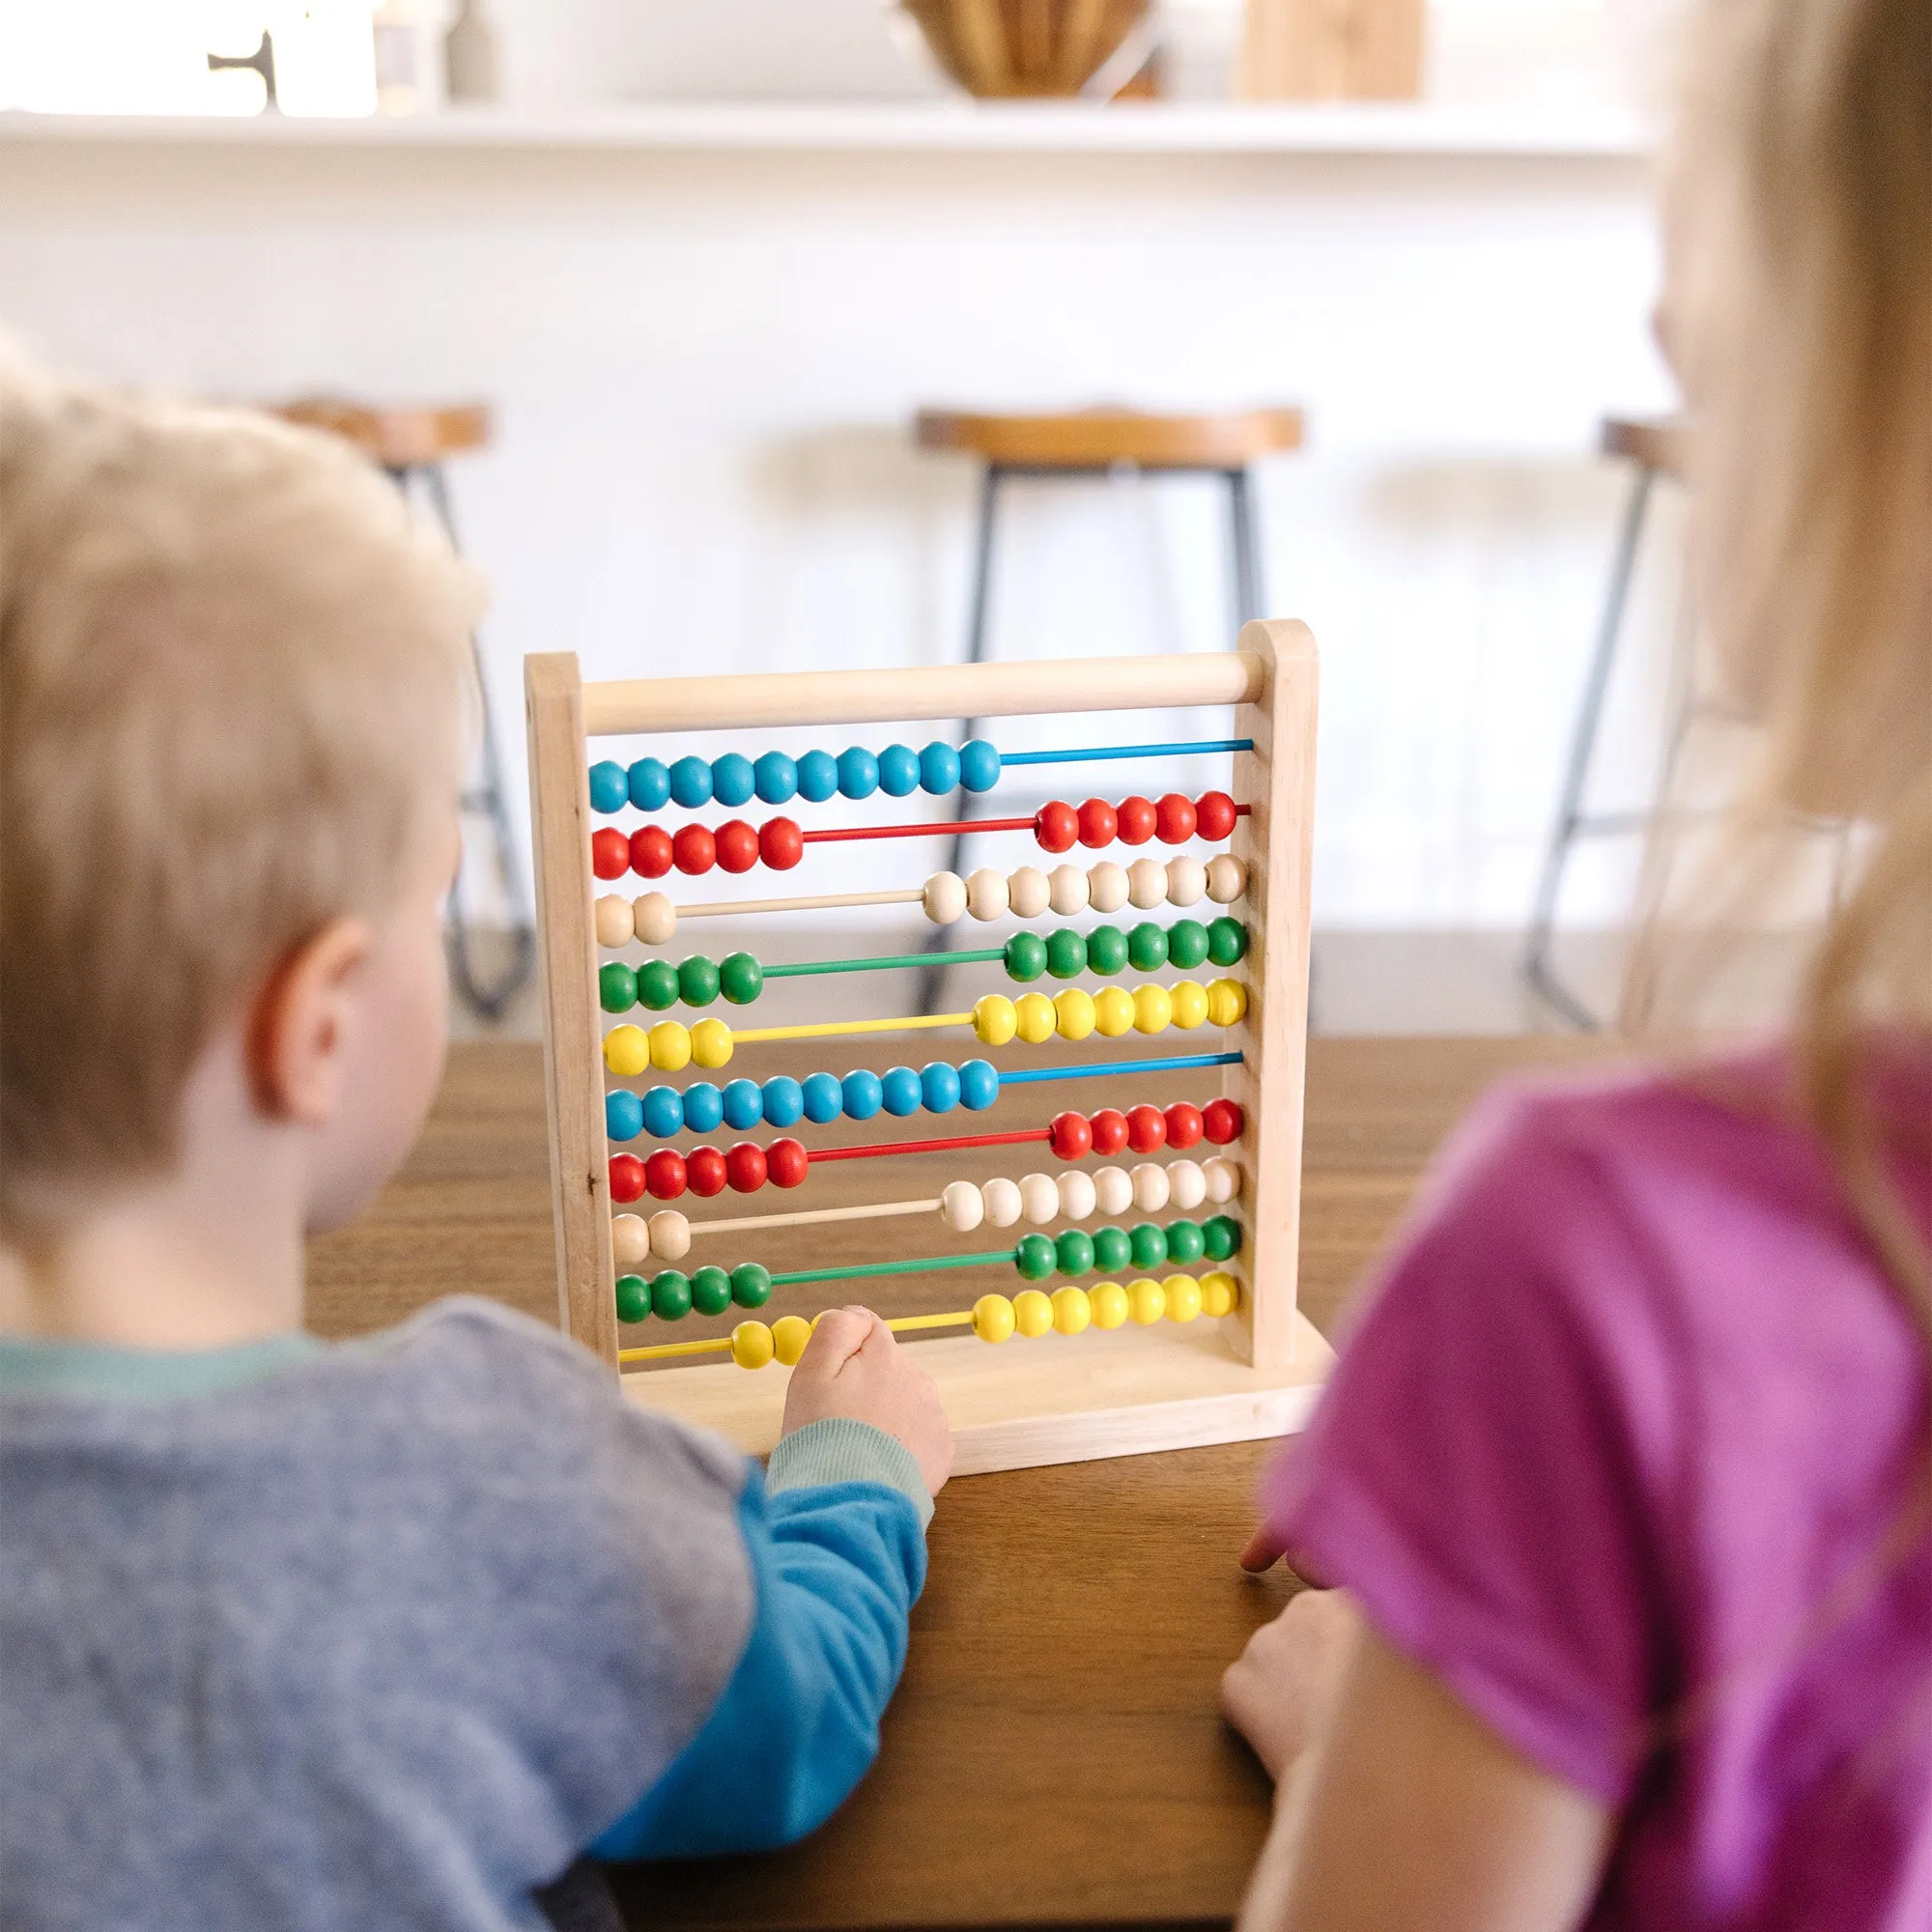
[0,1296,930,1930]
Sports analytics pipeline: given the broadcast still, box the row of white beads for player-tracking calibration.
[940,1155,1242,1233]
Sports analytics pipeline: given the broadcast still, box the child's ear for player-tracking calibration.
[246,918,373,1127]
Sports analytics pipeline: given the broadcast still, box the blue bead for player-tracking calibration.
[801,1070,844,1123]
[878,743,921,797]
[841,1068,884,1121]
[761,1076,805,1128]
[605,1087,645,1142]
[628,758,671,811]
[918,741,961,796]
[753,752,798,805]
[722,1078,764,1131]
[588,760,629,815]
[669,756,713,809]
[837,747,879,799]
[921,1061,961,1114]
[680,1081,724,1135]
[958,739,1002,794]
[796,750,838,803]
[957,1059,1000,1111]
[711,753,755,808]
[642,1086,685,1139]
[880,1065,923,1116]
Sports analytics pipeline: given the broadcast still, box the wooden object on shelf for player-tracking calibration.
[1238,0,1425,101]
[270,398,492,469]
[902,0,1149,99]
[916,406,1305,470]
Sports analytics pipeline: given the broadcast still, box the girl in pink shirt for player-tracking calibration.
[1219,1,1932,1927]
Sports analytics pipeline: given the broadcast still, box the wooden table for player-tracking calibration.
[308,1035,1605,1931]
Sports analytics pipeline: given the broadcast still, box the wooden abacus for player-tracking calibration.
[526,621,1333,1475]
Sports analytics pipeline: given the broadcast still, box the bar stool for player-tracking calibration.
[273,398,535,1023]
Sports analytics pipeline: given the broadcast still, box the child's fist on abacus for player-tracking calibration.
[781,1307,954,1497]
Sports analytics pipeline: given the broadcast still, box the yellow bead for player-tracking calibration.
[690,1017,734,1069]
[772,1315,813,1366]
[1132,982,1172,1035]
[1014,992,1057,1045]
[602,1023,650,1077]
[1093,985,1135,1037]
[1128,1277,1167,1324]
[647,1019,693,1071]
[1052,987,1095,1041]
[1051,1285,1092,1336]
[1089,1280,1128,1329]
[973,994,1018,1046]
[973,1293,1016,1344]
[1168,980,1208,1030]
[1012,1288,1055,1338]
[1206,978,1248,1027]
[1163,1273,1204,1323]
[1200,1270,1239,1318]
[730,1321,776,1370]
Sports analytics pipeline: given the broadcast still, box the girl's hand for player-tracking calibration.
[1221,1589,1359,1780]
[781,1306,954,1497]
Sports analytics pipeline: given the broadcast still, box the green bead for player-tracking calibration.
[1164,1218,1207,1264]
[1128,1221,1168,1269]
[1127,922,1169,972]
[638,958,681,1010]
[1045,928,1088,980]
[1165,919,1210,971]
[598,960,639,1013]
[1053,1228,1095,1277]
[1085,924,1128,976]
[1092,1225,1132,1274]
[677,953,722,1008]
[690,1264,732,1317]
[730,1262,773,1309]
[1014,1233,1057,1282]
[719,952,764,1005]
[614,1274,650,1323]
[1203,1214,1241,1262]
[1208,917,1250,967]
[1004,931,1049,982]
[650,1269,693,1321]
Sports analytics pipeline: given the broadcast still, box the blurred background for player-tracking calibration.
[0,0,1701,1036]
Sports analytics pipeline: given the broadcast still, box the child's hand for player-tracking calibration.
[781,1307,954,1498]
[1220,1588,1358,1781]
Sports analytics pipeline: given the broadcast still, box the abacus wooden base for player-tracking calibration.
[624,1310,1334,1477]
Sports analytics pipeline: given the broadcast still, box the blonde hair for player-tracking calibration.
[0,351,482,1229]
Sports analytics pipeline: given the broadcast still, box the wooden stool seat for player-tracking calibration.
[272,398,492,469]
[1600,415,1689,479]
[917,406,1305,471]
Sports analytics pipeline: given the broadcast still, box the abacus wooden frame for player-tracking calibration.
[525,620,1332,1476]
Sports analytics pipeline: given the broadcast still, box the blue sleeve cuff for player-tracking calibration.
[767,1416,933,1529]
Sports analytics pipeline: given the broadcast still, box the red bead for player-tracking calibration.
[725,1140,768,1193]
[1089,1108,1128,1156]
[1076,798,1118,849]
[714,820,759,874]
[760,817,804,870]
[1125,1103,1167,1153]
[1203,1097,1244,1145]
[629,825,673,879]
[1195,790,1237,841]
[609,1152,646,1202]
[1163,1101,1205,1150]
[1115,795,1157,845]
[672,824,717,876]
[766,1137,810,1189]
[1048,1110,1094,1160]
[685,1145,728,1197]
[643,1149,687,1200]
[592,828,631,880]
[1034,800,1079,854]
[1155,792,1197,844]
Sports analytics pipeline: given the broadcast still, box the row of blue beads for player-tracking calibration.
[605,1059,1001,1142]
[588,739,1003,815]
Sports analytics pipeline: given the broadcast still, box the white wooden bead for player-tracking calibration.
[1008,867,1051,920]
[646,1208,691,1261]
[1047,864,1091,917]
[611,1212,650,1266]
[1056,1170,1097,1221]
[1165,856,1207,908]
[1092,1165,1133,1217]
[1203,1155,1241,1203]
[1130,1161,1171,1211]
[595,894,636,949]
[966,867,1010,922]
[1088,862,1129,914]
[1018,1172,1059,1225]
[1127,857,1168,910]
[1167,1158,1208,1210]
[981,1177,1023,1228]
[941,1179,984,1233]
[1206,855,1246,905]
[923,871,968,924]
[633,892,677,948]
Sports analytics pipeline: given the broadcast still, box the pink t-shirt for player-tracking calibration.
[1267,1048,1932,1931]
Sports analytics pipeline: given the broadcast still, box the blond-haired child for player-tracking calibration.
[0,355,952,1928]
[1219,0,1931,1926]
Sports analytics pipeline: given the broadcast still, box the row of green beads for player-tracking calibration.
[602,952,765,1015]
[1014,1213,1242,1283]
[615,1261,774,1324]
